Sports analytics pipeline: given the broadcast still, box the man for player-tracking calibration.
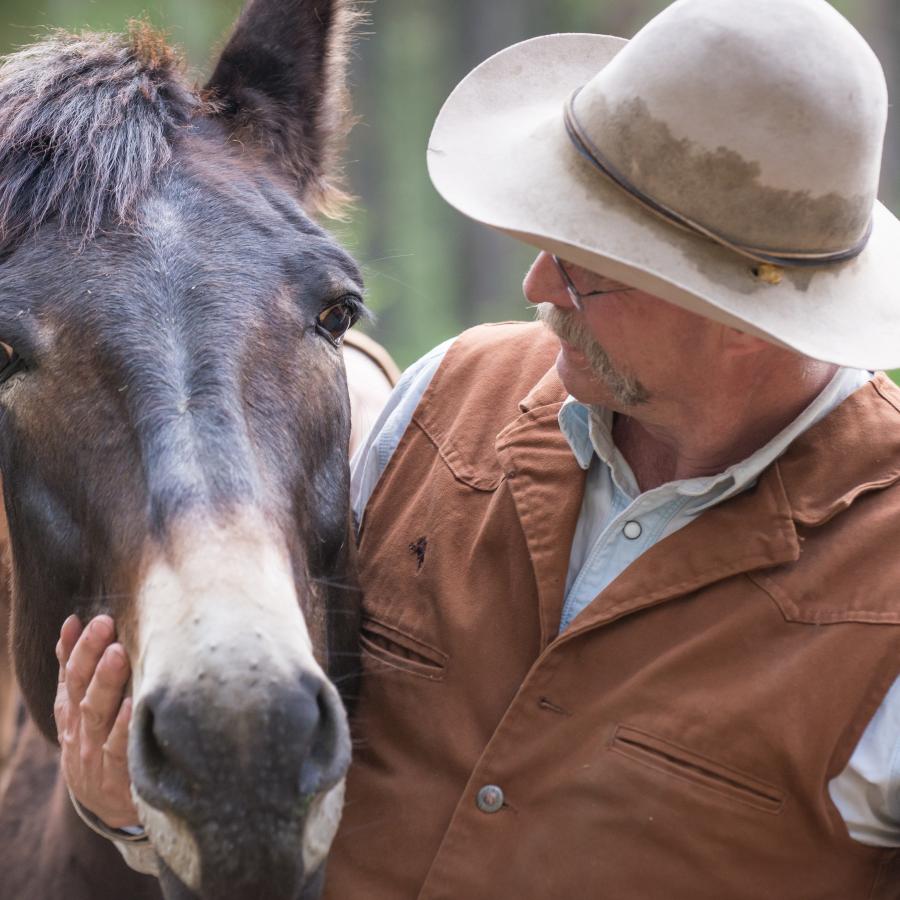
[58,0,900,897]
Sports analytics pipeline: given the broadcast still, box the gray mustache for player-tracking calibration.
[533,302,650,406]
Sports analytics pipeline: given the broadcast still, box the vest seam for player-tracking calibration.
[494,406,567,452]
[827,670,900,868]
[410,322,562,491]
[568,551,787,631]
[873,374,900,416]
[829,660,900,788]
[748,570,900,625]
[776,386,900,527]
[411,416,505,491]
[745,573,900,862]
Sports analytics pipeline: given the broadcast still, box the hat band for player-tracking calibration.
[563,88,873,270]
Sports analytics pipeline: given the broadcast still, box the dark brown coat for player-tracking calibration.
[0,492,14,783]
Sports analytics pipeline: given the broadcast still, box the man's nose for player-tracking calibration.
[522,251,578,310]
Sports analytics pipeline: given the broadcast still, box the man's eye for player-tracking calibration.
[0,342,25,384]
[316,299,359,345]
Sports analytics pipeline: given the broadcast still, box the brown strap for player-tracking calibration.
[342,330,401,387]
[563,88,872,270]
[68,789,150,844]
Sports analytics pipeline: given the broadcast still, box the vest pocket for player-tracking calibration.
[359,616,447,681]
[609,725,784,815]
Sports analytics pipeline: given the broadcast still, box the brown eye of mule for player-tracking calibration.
[316,299,359,345]
[0,341,25,385]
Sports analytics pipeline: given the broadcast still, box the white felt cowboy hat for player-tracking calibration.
[427,0,900,370]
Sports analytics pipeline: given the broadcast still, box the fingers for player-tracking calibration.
[53,616,141,830]
[99,697,140,829]
[104,697,132,769]
[57,614,83,683]
[80,643,131,744]
[54,615,83,738]
[65,615,116,710]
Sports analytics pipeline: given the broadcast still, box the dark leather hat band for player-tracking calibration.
[563,88,873,270]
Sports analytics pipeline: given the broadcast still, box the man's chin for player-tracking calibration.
[554,347,608,405]
[554,345,650,410]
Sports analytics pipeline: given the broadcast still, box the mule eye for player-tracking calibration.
[316,299,359,345]
[0,342,25,385]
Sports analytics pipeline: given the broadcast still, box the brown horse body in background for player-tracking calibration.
[0,1,398,898]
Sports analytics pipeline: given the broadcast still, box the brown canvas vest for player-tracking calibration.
[325,322,900,900]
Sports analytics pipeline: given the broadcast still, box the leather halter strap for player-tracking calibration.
[563,88,873,270]
[342,330,401,387]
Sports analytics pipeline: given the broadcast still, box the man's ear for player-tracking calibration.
[205,0,360,216]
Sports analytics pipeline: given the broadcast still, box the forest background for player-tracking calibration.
[0,0,897,381]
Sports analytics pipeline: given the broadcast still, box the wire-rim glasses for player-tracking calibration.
[550,255,636,312]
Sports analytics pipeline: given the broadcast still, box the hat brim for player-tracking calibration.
[427,33,900,370]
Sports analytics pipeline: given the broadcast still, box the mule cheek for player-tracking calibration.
[5,475,88,742]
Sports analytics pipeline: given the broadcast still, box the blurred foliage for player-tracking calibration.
[0,0,239,64]
[0,0,896,382]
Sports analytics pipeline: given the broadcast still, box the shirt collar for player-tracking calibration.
[558,367,873,510]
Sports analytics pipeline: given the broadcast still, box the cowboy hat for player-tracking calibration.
[427,0,900,370]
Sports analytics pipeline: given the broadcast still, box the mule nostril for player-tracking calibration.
[138,703,166,772]
[312,687,336,761]
[130,690,196,814]
[298,683,349,797]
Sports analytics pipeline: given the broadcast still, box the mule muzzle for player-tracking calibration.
[129,671,349,900]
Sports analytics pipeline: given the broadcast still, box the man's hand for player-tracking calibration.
[54,614,140,830]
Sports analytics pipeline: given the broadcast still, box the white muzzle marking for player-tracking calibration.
[302,778,346,875]
[129,515,339,890]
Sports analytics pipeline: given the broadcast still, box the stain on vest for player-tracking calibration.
[408,536,428,572]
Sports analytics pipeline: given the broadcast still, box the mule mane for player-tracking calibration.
[0,23,203,251]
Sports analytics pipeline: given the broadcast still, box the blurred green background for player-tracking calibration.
[0,0,896,380]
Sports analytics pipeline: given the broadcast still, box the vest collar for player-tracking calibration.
[518,365,570,414]
[559,464,801,638]
[776,373,900,526]
[517,367,900,529]
[501,369,900,642]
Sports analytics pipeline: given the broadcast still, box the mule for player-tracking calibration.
[0,1,381,897]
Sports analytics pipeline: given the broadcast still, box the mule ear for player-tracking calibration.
[205,0,360,216]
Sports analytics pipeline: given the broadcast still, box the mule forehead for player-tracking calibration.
[0,158,360,532]
[0,153,363,321]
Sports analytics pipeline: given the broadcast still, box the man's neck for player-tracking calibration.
[610,364,840,493]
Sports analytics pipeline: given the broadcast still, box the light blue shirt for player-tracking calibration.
[350,336,900,847]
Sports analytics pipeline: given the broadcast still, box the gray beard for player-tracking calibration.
[535,303,650,407]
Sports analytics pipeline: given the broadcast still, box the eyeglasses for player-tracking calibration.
[550,255,636,312]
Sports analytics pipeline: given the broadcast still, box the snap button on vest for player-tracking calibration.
[476,785,504,813]
[623,520,642,540]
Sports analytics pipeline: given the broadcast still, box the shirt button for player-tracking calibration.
[623,520,642,540]
[476,784,505,813]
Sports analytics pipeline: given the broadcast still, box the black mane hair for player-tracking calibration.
[0,23,203,251]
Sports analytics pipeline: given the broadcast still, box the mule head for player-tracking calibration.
[0,2,363,897]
